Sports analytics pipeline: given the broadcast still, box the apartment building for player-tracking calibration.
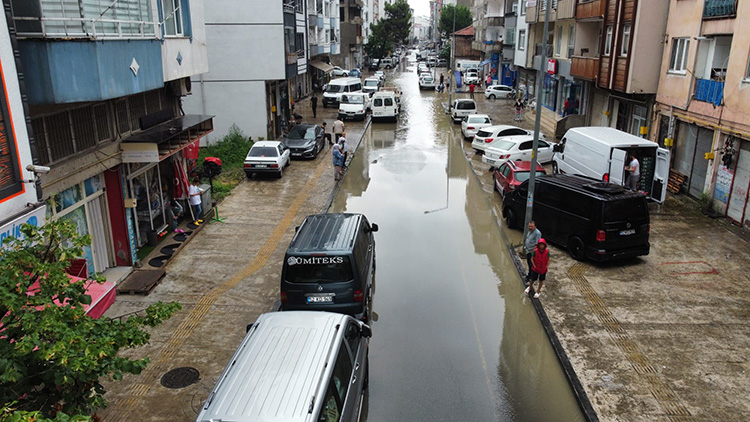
[514,0,532,96]
[655,0,750,227]
[472,0,518,86]
[10,0,211,278]
[308,0,341,90]
[333,0,364,70]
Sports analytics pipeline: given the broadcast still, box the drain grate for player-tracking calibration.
[161,367,200,389]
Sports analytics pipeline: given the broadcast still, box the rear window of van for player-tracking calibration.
[285,256,354,283]
[603,198,648,222]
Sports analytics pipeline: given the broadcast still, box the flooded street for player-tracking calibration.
[330,57,587,421]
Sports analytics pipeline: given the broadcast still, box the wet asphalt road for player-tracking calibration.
[330,55,586,422]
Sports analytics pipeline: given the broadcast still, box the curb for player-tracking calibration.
[455,114,599,422]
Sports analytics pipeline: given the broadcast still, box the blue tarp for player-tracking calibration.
[454,70,462,88]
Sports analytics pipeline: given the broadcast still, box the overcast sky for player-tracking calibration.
[408,0,430,17]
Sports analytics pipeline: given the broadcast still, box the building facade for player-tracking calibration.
[307,0,341,91]
[654,0,750,227]
[11,0,212,277]
[333,0,364,70]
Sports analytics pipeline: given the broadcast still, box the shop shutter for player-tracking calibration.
[727,142,750,226]
[688,128,714,198]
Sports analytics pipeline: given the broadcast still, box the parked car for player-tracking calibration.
[280,213,378,321]
[331,66,349,77]
[338,93,371,121]
[461,114,493,140]
[485,84,516,100]
[362,76,381,95]
[463,70,480,85]
[437,58,448,67]
[471,124,546,152]
[323,77,363,108]
[243,141,290,179]
[368,59,380,71]
[419,75,436,90]
[374,70,386,83]
[427,57,438,67]
[493,160,547,197]
[282,124,326,159]
[502,174,651,261]
[450,99,477,123]
[481,136,555,167]
[348,68,362,78]
[417,63,429,73]
[196,311,371,422]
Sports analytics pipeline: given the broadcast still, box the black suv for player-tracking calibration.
[280,213,378,321]
[503,174,650,261]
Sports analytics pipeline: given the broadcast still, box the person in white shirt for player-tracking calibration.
[188,178,204,221]
[625,152,640,191]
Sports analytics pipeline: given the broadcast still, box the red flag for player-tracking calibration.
[184,139,200,160]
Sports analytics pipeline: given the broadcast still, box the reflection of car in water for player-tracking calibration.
[370,123,398,149]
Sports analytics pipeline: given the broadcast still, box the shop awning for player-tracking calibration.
[310,60,334,73]
[121,114,214,163]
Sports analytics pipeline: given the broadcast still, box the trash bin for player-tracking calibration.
[199,184,212,217]
[147,230,158,246]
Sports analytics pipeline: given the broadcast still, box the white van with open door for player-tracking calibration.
[553,126,670,203]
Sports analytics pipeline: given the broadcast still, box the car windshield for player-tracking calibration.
[248,147,278,157]
[423,77,433,82]
[326,85,345,93]
[284,256,354,283]
[364,80,379,86]
[492,140,516,150]
[469,117,487,123]
[342,95,364,104]
[285,126,316,140]
[514,170,546,183]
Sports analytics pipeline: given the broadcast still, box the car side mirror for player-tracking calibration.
[361,324,372,338]
[553,144,561,153]
[369,223,379,232]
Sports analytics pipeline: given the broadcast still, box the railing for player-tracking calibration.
[694,78,724,106]
[575,0,604,20]
[570,56,599,81]
[286,52,298,65]
[283,2,295,13]
[535,43,554,57]
[703,0,736,19]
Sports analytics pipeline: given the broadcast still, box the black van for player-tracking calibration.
[280,213,378,321]
[502,174,650,261]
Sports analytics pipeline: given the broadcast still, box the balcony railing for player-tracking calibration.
[703,0,736,19]
[575,0,605,20]
[535,43,554,57]
[570,56,599,81]
[694,78,724,106]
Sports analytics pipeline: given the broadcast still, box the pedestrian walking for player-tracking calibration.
[524,221,542,282]
[439,73,444,86]
[469,83,476,99]
[514,98,525,121]
[338,133,348,166]
[188,178,204,223]
[624,152,640,191]
[524,238,549,298]
[332,143,344,181]
[311,94,318,118]
[563,98,570,117]
[321,121,332,147]
[486,74,491,88]
[333,118,345,143]
[297,83,302,101]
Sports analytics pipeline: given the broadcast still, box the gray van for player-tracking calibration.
[196,311,371,422]
[280,213,378,321]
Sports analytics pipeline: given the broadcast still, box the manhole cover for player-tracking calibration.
[161,367,200,389]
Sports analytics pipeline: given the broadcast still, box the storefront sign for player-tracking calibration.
[121,143,159,163]
[0,205,46,247]
[547,59,557,74]
[714,165,734,204]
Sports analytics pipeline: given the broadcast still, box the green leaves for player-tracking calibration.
[439,4,473,36]
[365,0,412,59]
[0,220,181,418]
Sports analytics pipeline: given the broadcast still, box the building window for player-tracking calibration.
[518,29,526,51]
[0,72,22,200]
[631,105,648,138]
[621,24,631,56]
[162,0,183,36]
[521,0,526,16]
[568,24,575,57]
[555,26,562,56]
[512,2,518,14]
[669,37,690,73]
[745,55,750,80]
[604,26,613,56]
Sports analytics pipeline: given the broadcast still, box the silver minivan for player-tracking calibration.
[196,311,371,422]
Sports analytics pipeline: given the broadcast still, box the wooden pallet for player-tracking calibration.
[117,269,166,295]
[668,170,687,194]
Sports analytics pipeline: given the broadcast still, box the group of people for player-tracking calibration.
[523,221,549,299]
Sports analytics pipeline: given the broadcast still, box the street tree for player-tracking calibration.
[438,4,472,36]
[383,0,412,46]
[0,220,181,419]
[364,21,391,60]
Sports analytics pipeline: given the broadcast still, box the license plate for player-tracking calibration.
[292,152,302,156]
[374,112,383,116]
[619,229,635,236]
[306,295,334,304]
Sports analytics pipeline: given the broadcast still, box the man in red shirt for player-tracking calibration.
[469,83,476,99]
[524,238,549,298]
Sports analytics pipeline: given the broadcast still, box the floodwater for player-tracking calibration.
[329,54,587,422]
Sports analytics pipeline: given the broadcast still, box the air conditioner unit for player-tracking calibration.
[168,77,192,97]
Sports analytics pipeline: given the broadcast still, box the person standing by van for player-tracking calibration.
[625,152,640,191]
[333,118,345,143]
[524,238,549,298]
[524,221,542,281]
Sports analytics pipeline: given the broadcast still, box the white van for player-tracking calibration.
[196,311,371,422]
[371,91,399,121]
[553,126,670,203]
[323,77,363,108]
[380,57,393,69]
[456,59,480,74]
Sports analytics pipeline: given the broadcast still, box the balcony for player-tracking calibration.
[694,78,724,106]
[575,0,605,20]
[570,56,599,81]
[535,43,554,57]
[703,0,737,19]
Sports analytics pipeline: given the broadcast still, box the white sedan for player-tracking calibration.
[374,70,386,83]
[481,136,555,168]
[485,85,516,100]
[419,75,436,90]
[243,141,291,179]
[463,71,480,85]
[471,125,545,152]
[331,66,349,77]
[461,114,493,140]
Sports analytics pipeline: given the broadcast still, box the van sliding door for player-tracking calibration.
[609,149,628,185]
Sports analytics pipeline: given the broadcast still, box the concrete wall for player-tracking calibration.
[628,0,669,94]
[162,0,209,82]
[188,80,268,144]
[514,0,528,68]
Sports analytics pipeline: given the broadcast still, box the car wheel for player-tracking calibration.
[552,161,559,174]
[489,94,496,100]
[567,236,586,261]
[277,166,283,178]
[504,208,517,228]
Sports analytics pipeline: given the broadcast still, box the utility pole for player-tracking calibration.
[522,0,551,244]
[448,4,456,109]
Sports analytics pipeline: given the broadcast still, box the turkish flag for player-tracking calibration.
[184,139,200,160]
